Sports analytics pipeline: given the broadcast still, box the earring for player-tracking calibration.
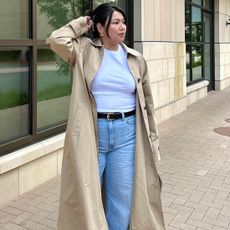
[99,33,104,37]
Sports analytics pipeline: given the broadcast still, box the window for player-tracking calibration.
[0,0,132,156]
[0,47,30,144]
[36,48,72,131]
[185,0,214,90]
[192,0,202,6]
[0,0,29,39]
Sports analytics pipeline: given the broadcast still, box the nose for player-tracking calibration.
[120,22,126,30]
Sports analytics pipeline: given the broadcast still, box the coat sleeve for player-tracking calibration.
[140,57,161,161]
[46,17,89,65]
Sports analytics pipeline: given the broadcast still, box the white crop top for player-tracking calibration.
[91,45,136,112]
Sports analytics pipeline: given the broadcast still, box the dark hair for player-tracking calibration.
[86,3,126,39]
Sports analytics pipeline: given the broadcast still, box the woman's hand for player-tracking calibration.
[85,16,93,30]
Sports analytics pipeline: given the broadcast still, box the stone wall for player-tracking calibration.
[134,0,187,123]
[0,134,64,206]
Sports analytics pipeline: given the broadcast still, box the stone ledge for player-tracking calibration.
[0,133,65,174]
[187,80,209,94]
[186,81,209,106]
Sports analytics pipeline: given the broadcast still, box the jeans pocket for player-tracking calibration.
[125,115,136,125]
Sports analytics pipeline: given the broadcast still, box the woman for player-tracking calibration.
[46,3,165,230]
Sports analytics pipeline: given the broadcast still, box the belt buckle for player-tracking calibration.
[107,113,114,120]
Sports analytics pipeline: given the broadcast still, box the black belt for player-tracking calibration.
[97,110,135,120]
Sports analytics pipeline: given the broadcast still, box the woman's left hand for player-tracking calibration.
[85,16,94,30]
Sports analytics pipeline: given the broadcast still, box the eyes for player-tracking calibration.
[111,20,126,25]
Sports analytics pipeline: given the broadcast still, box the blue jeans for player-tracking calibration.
[97,114,136,230]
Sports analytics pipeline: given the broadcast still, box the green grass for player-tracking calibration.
[0,91,28,109]
[192,60,202,68]
[37,83,71,101]
[0,84,71,110]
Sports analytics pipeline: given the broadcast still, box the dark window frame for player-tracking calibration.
[0,0,134,156]
[185,0,214,90]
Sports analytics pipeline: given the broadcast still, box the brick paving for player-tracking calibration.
[158,86,230,230]
[0,177,60,230]
[0,87,230,229]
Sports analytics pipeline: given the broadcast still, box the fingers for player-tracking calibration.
[88,20,94,28]
[85,16,93,29]
[85,16,91,24]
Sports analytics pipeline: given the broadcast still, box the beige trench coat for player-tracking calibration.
[47,17,165,230]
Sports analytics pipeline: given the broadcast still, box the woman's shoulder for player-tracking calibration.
[121,44,148,75]
[122,44,146,64]
[122,44,143,58]
[127,47,142,57]
[78,36,102,48]
[75,36,102,53]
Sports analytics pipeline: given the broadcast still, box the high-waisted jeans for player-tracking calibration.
[97,114,136,230]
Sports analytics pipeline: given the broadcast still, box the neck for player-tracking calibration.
[101,39,119,51]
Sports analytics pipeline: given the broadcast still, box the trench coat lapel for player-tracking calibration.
[121,43,140,83]
[83,39,103,89]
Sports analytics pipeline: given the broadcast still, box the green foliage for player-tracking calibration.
[56,57,72,76]
[37,0,90,28]
[38,49,54,62]
[0,50,22,63]
[37,0,90,76]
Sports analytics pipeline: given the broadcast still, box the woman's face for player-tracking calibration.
[105,11,126,45]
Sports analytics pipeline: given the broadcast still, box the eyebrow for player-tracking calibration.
[111,18,125,21]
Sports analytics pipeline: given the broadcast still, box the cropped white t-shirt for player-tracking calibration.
[91,45,136,112]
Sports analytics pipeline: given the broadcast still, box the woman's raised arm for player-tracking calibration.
[46,16,93,65]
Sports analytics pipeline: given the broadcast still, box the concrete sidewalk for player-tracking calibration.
[0,87,230,230]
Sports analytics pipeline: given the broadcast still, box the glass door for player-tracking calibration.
[203,12,214,91]
[185,0,214,91]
